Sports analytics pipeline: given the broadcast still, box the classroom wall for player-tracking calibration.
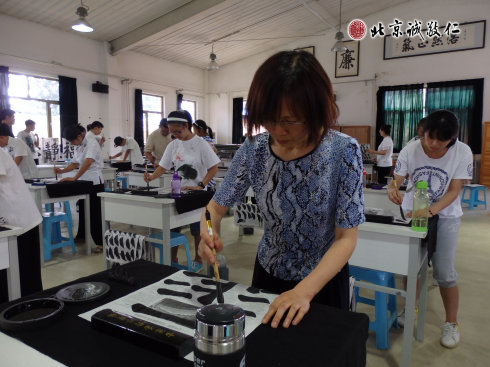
[207,0,490,145]
[0,13,204,157]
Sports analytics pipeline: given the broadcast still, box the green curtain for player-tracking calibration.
[376,84,424,151]
[426,79,483,153]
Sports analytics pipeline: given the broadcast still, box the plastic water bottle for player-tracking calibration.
[170,171,181,198]
[411,180,429,232]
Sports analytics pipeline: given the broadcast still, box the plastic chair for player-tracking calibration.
[461,185,487,210]
[349,265,398,349]
[148,232,192,270]
[42,201,76,261]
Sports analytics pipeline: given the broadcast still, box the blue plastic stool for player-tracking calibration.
[116,176,128,189]
[148,232,192,271]
[349,265,398,350]
[461,185,487,210]
[42,201,76,261]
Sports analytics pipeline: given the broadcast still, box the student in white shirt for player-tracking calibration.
[0,124,38,179]
[368,124,393,184]
[145,110,220,271]
[0,147,43,302]
[54,124,105,252]
[17,119,37,161]
[387,110,472,349]
[110,136,144,166]
[86,121,106,147]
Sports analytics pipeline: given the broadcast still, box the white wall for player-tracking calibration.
[0,13,204,156]
[207,0,490,145]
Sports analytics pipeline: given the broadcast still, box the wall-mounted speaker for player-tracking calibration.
[92,81,109,94]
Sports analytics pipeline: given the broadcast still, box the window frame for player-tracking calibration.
[142,92,164,142]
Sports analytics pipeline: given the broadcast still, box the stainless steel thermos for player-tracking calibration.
[194,303,246,367]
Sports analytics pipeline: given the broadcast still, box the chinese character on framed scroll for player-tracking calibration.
[335,40,359,78]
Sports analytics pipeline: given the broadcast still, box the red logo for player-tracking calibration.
[348,19,367,40]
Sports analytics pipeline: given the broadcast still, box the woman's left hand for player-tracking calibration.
[59,177,76,182]
[261,287,311,328]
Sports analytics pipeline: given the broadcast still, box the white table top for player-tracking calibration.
[358,221,426,238]
[0,225,23,239]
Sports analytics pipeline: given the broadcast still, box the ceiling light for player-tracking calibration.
[331,0,347,52]
[207,44,219,71]
[72,1,93,33]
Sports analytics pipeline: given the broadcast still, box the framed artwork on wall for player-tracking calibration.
[294,46,315,55]
[384,20,486,60]
[335,40,359,78]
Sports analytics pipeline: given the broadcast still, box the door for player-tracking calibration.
[479,122,490,186]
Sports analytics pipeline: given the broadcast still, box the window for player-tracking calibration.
[142,93,163,142]
[181,99,196,122]
[376,79,483,153]
[8,73,59,139]
[242,99,266,136]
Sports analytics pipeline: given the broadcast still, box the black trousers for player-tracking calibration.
[251,256,350,310]
[75,184,105,247]
[376,166,392,185]
[0,226,42,304]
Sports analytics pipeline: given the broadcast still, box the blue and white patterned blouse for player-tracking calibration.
[214,131,365,280]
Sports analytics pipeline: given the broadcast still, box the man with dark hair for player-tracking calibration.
[144,118,172,167]
[0,108,15,137]
[17,119,36,154]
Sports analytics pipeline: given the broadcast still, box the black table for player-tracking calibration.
[0,261,369,367]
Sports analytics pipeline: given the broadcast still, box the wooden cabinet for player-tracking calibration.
[332,125,371,145]
[479,121,490,187]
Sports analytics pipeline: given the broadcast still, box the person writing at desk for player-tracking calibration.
[53,124,105,253]
[144,110,220,271]
[110,136,144,167]
[367,124,393,184]
[198,50,365,328]
[387,110,472,349]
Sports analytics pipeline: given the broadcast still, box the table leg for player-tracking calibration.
[401,238,419,367]
[161,205,171,266]
[84,195,92,255]
[6,236,21,301]
[101,197,110,269]
[416,248,429,342]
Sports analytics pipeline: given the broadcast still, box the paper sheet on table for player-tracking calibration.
[79,270,277,361]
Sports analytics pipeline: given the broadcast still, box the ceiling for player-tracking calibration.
[0,0,411,70]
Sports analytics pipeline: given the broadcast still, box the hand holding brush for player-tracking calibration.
[205,208,224,303]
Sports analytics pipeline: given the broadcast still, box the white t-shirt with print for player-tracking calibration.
[72,137,104,185]
[0,148,42,233]
[4,137,38,179]
[158,135,221,187]
[17,130,35,153]
[122,137,144,166]
[394,139,473,218]
[377,136,393,167]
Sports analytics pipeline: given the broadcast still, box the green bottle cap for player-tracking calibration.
[416,180,428,189]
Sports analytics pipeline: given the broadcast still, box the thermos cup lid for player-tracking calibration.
[196,303,245,326]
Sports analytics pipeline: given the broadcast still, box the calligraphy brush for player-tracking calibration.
[205,208,224,303]
[145,163,150,191]
[393,180,406,220]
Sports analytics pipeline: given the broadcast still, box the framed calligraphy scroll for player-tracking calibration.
[384,20,486,60]
[335,40,359,78]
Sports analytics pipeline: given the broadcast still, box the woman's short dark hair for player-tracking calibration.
[380,124,391,135]
[246,50,338,144]
[64,124,86,141]
[424,110,459,147]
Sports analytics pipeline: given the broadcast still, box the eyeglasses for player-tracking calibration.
[264,121,305,129]
[169,129,185,135]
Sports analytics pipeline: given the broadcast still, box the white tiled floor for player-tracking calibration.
[42,201,490,367]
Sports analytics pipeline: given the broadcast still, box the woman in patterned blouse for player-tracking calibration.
[199,51,365,328]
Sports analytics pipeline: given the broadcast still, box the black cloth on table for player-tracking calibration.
[174,190,214,214]
[0,260,369,367]
[45,180,93,198]
[111,161,132,172]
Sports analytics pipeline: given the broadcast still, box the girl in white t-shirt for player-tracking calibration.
[368,124,393,184]
[145,110,221,271]
[387,110,472,349]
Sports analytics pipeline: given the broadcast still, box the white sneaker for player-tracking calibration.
[440,322,460,348]
[397,307,418,328]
